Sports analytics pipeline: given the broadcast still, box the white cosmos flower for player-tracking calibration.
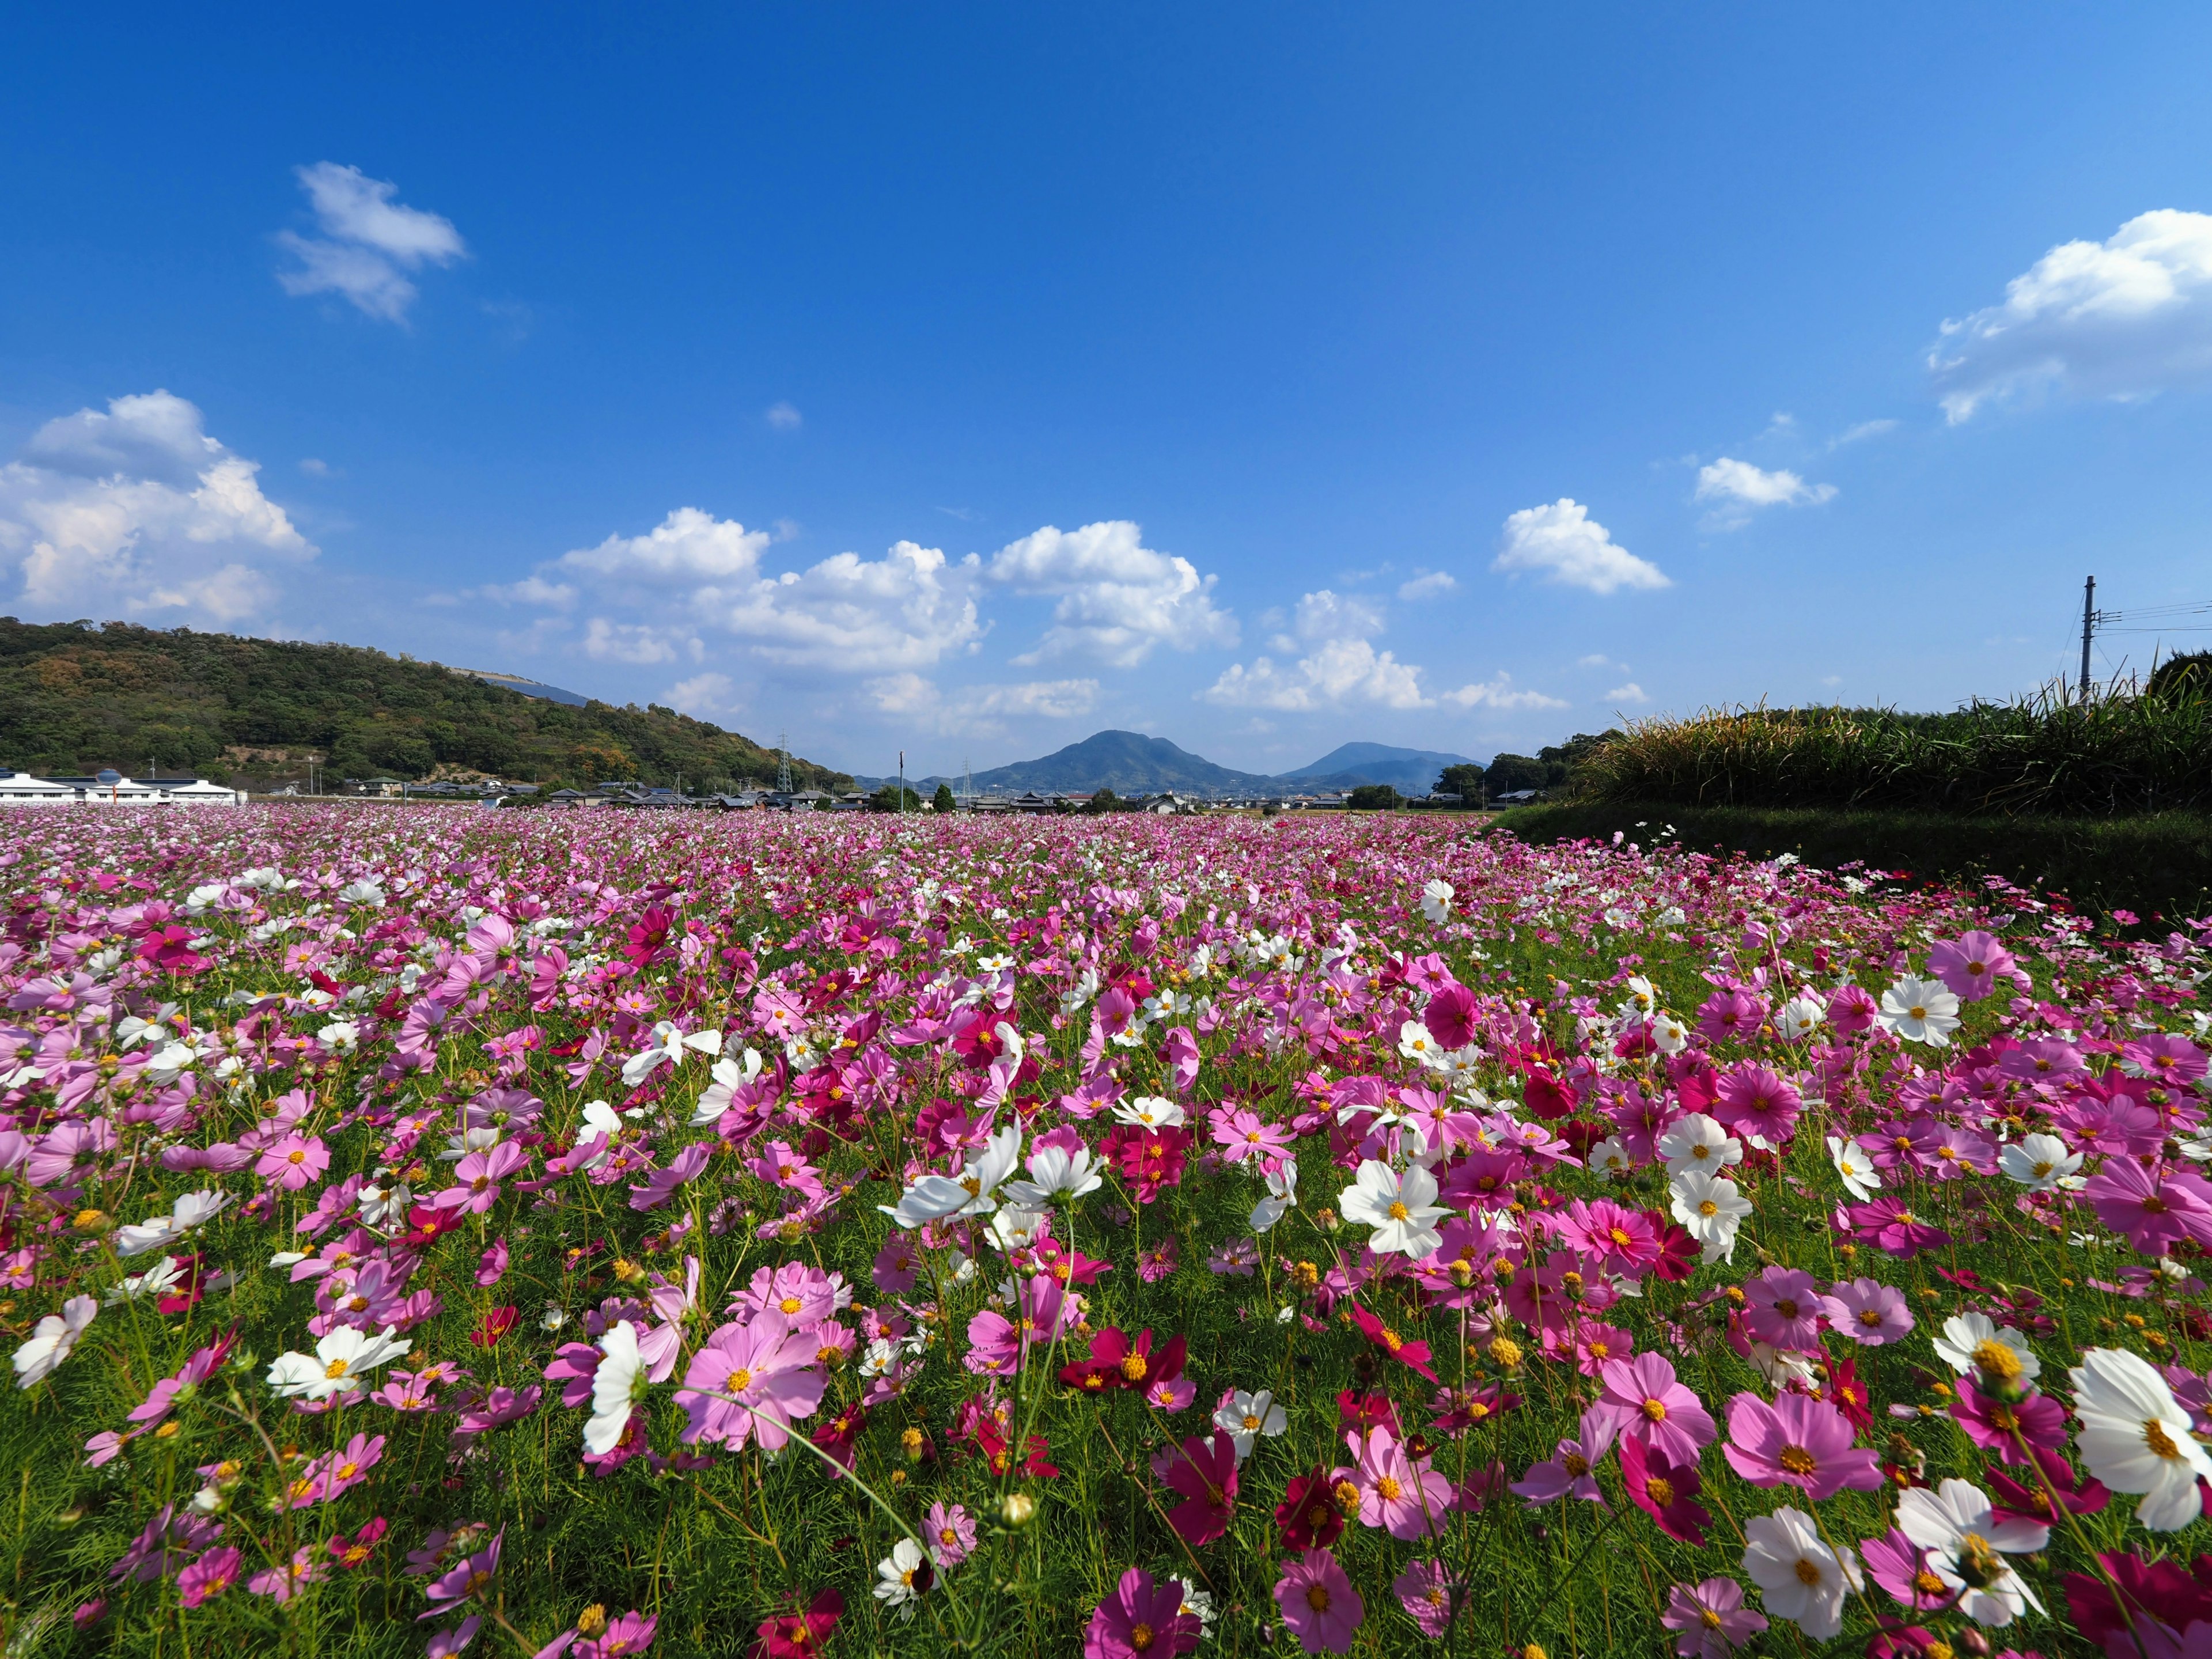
[2069,1347,2212,1531]
[1112,1097,1186,1130]
[317,1020,361,1054]
[1212,1388,1288,1460]
[1895,1478,2047,1628]
[1338,1160,1448,1258]
[1396,1022,1447,1070]
[1650,1014,1690,1054]
[105,1256,188,1305]
[1002,1143,1103,1208]
[688,1048,764,1127]
[620,1020,723,1088]
[573,1101,626,1171]
[1421,878,1454,925]
[985,1207,1050,1254]
[266,1324,411,1400]
[337,880,385,907]
[1619,976,1658,1016]
[113,1190,232,1259]
[1657,1113,1741,1180]
[12,1296,96,1388]
[878,1125,1023,1228]
[1775,994,1826,1041]
[1828,1135,1881,1202]
[1586,1135,1635,1180]
[1931,1312,2041,1387]
[873,1538,930,1611]
[1741,1506,1861,1641]
[585,1320,647,1455]
[1998,1132,2083,1192]
[1249,1162,1299,1233]
[1669,1169,1752,1264]
[1877,976,1961,1046]
[145,1042,198,1084]
[358,1181,413,1229]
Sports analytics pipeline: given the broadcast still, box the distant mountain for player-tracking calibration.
[447,666,591,708]
[855,730,1479,798]
[1274,741,1476,795]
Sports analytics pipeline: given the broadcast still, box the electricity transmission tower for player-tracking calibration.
[776,732,793,795]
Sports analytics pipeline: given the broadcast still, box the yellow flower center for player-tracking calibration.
[1120,1353,1149,1382]
[1130,1624,1155,1652]
[1376,1475,1403,1501]
[726,1367,753,1392]
[1388,1201,1410,1222]
[1645,1475,1675,1506]
[1972,1339,2024,1382]
[1777,1445,1817,1476]
[1305,1584,1331,1613]
[2145,1419,2184,1460]
[779,1296,804,1315]
[1793,1558,1823,1586]
[1641,1397,1667,1422]
[324,1358,351,1379]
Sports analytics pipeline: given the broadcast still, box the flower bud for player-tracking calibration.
[1000,1491,1036,1528]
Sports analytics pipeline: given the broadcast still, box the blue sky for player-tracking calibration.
[6,5,2212,779]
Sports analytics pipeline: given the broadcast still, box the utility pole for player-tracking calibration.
[2080,575,2097,699]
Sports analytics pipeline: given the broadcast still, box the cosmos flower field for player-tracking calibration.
[4,807,2210,1658]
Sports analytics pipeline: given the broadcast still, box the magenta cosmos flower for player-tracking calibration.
[1659,1578,1767,1658]
[1351,1425,1452,1540]
[177,1546,242,1608]
[675,1312,824,1450]
[1927,930,2016,1001]
[2081,1156,2212,1256]
[1084,1566,1199,1659]
[1713,1066,1801,1144]
[923,1502,976,1568]
[1160,1430,1238,1545]
[435,1141,528,1215]
[254,1132,329,1191]
[1740,1267,1824,1352]
[1595,1354,1715,1467]
[1274,1551,1363,1654]
[1721,1390,1881,1499]
[1392,1558,1457,1638]
[1820,1277,1914,1346]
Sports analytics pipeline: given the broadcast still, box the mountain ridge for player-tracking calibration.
[855,730,1479,797]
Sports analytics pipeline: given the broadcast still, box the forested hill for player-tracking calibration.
[0,619,849,792]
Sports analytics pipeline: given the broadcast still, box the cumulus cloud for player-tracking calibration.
[865,673,1100,736]
[1605,681,1649,704]
[1493,499,1669,594]
[665,671,744,722]
[276,162,466,323]
[1397,570,1456,601]
[986,521,1236,666]
[1203,638,1427,712]
[1693,457,1836,528]
[1438,672,1569,711]
[0,390,313,627]
[1931,210,2212,422]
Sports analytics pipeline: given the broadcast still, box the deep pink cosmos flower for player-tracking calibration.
[1348,1302,1437,1381]
[1274,1551,1363,1655]
[1158,1430,1238,1546]
[1950,1377,2068,1464]
[753,1589,844,1659]
[1859,1527,1956,1615]
[1695,988,1765,1046]
[1740,1267,1824,1352]
[1927,930,2016,1001]
[1845,1196,1951,1259]
[1821,1277,1915,1346]
[178,1546,242,1608]
[1422,980,1479,1050]
[1594,1354,1715,1467]
[1660,1578,1767,1658]
[1560,1199,1662,1277]
[676,1312,824,1450]
[1620,1437,1711,1546]
[255,1133,330,1191]
[1510,1435,1607,1507]
[1721,1389,1881,1499]
[1083,1566,1199,1659]
[1350,1425,1452,1540]
[436,1142,528,1214]
[2122,1032,2210,1086]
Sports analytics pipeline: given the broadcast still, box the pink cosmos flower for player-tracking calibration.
[248,1546,326,1602]
[735,1261,843,1330]
[1927,930,2016,1001]
[628,1142,710,1212]
[1859,1527,1956,1615]
[1721,1389,1881,1499]
[1274,1551,1363,1655]
[575,1609,657,1658]
[1696,988,1766,1046]
[1158,1430,1238,1545]
[475,1240,509,1287]
[1594,1353,1715,1467]
[1146,1375,1197,1412]
[2082,1157,2212,1255]
[436,1142,528,1215]
[1509,1436,1607,1507]
[1393,1557,1458,1638]
[1713,1066,1801,1144]
[255,1133,331,1191]
[1560,1199,1662,1277]
[923,1502,976,1569]
[1570,1321,1635,1375]
[749,1141,826,1202]
[1821,1277,1914,1345]
[872,1234,921,1293]
[1740,1267,1824,1353]
[178,1546,242,1608]
[1844,1196,1951,1259]
[1213,1108,1292,1165]
[1137,1236,1180,1282]
[285,1432,385,1508]
[1083,1565,1199,1659]
[1621,1437,1711,1545]
[675,1312,824,1450]
[1998,1039,2084,1084]
[1660,1578,1767,1658]
[1350,1425,1452,1540]
[1950,1377,2069,1463]
[2121,1032,2209,1085]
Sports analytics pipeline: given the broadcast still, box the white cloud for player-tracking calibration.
[298,457,332,476]
[1397,570,1457,601]
[1493,499,1669,594]
[1931,210,2212,422]
[1439,672,1569,711]
[1693,457,1836,528]
[865,673,1100,736]
[1828,419,1897,448]
[1291,588,1384,641]
[1203,638,1427,712]
[986,521,1236,666]
[583,618,690,665]
[555,509,770,586]
[1577,653,1618,669]
[0,390,313,627]
[1605,681,1649,704]
[481,575,577,608]
[766,402,803,431]
[276,162,465,324]
[666,671,744,721]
